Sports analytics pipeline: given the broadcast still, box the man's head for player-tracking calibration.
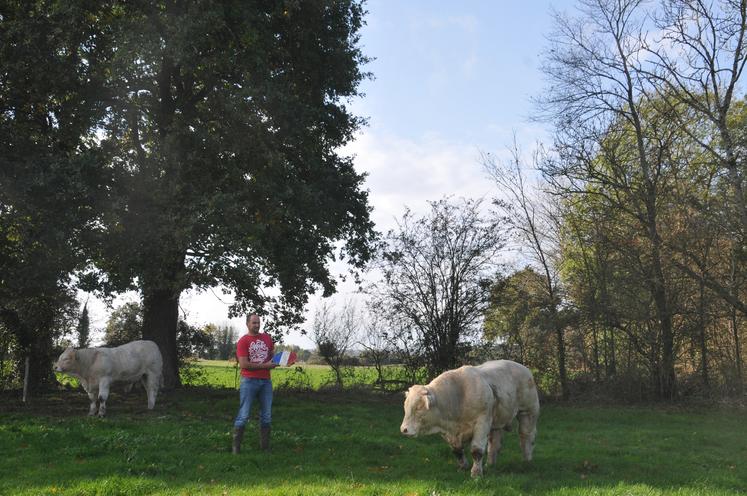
[246,313,261,335]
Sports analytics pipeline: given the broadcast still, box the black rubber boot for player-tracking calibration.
[232,426,245,455]
[260,426,271,451]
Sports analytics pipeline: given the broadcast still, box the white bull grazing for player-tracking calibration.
[400,360,539,477]
[55,340,163,417]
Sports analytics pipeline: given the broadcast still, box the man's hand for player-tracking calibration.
[237,357,279,370]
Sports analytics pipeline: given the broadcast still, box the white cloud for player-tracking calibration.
[347,129,497,232]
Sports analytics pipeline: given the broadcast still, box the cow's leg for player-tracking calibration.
[487,428,503,466]
[86,385,99,416]
[97,377,111,417]
[518,412,538,462]
[469,419,491,478]
[145,373,159,409]
[123,381,135,394]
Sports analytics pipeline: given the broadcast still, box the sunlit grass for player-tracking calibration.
[3,362,745,495]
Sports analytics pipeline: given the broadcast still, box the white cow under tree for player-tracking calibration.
[400,359,539,478]
[55,340,163,417]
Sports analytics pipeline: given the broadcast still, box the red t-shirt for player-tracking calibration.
[236,333,274,379]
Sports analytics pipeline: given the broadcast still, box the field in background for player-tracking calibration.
[6,361,744,495]
[186,359,389,390]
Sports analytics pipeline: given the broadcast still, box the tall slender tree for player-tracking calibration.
[482,141,570,399]
[76,302,91,348]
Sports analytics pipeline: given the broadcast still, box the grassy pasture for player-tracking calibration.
[1,362,745,495]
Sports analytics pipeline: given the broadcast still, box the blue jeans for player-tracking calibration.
[234,377,272,428]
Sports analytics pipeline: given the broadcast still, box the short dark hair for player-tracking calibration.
[246,313,260,324]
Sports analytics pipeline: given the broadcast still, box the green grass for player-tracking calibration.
[1,363,745,495]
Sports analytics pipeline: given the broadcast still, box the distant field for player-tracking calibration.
[185,360,391,390]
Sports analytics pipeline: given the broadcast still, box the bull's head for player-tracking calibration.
[54,347,76,373]
[400,385,437,437]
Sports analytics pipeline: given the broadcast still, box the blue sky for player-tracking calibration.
[87,1,574,348]
[355,1,561,144]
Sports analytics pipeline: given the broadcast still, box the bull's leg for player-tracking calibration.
[469,419,491,478]
[123,381,135,394]
[97,377,111,417]
[145,373,160,409]
[518,412,538,462]
[486,428,503,466]
[451,445,469,471]
[470,447,485,478]
[86,385,99,416]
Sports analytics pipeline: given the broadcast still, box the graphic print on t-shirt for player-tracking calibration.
[248,338,269,363]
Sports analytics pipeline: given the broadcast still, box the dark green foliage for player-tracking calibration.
[0,1,109,391]
[104,302,143,347]
[202,324,239,360]
[175,320,213,361]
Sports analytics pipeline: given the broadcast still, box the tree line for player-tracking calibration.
[326,1,747,401]
[3,0,746,401]
[523,0,747,400]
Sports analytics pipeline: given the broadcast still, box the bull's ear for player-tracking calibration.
[422,388,433,410]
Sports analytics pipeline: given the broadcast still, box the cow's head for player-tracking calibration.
[400,385,438,437]
[54,347,77,373]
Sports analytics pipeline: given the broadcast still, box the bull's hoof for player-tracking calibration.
[470,468,483,478]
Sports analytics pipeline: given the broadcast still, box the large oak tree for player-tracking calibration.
[89,1,376,388]
[3,1,377,389]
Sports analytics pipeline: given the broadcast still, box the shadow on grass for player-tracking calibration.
[0,387,745,495]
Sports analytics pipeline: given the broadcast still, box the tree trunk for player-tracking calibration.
[732,308,743,394]
[142,288,181,389]
[644,187,676,400]
[697,279,710,391]
[730,253,743,394]
[660,324,676,399]
[3,309,57,393]
[606,326,617,378]
[556,323,569,400]
[592,324,601,382]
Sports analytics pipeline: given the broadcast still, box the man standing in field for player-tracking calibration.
[232,313,277,454]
